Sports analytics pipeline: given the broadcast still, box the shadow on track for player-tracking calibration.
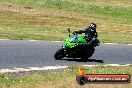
[60,58,104,63]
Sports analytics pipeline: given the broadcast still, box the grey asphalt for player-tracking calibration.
[0,40,132,69]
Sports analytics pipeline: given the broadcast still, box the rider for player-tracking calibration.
[73,23,98,46]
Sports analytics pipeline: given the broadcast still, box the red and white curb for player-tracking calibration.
[0,64,131,73]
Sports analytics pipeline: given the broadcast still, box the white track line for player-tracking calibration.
[127,44,132,45]
[104,43,118,44]
[51,41,62,42]
[0,39,10,40]
[0,39,132,45]
[29,40,37,41]
[0,64,131,73]
[0,66,68,73]
[83,64,131,67]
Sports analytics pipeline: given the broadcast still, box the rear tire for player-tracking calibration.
[81,47,95,60]
[87,47,95,58]
[54,48,65,60]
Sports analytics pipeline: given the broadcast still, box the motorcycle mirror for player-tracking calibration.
[67,28,71,33]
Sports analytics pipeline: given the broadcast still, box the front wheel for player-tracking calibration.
[54,48,66,60]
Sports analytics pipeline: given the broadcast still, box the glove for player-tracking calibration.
[92,37,96,41]
[72,31,77,35]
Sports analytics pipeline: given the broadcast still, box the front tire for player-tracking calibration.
[54,48,65,60]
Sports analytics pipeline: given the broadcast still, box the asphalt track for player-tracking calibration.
[0,40,132,69]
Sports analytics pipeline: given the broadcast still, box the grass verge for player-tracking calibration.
[0,0,132,43]
[0,65,132,88]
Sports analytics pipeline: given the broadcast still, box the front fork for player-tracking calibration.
[62,46,68,56]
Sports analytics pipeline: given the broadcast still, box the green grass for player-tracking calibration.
[0,22,66,40]
[0,0,132,43]
[72,0,132,8]
[1,0,132,24]
[0,66,132,88]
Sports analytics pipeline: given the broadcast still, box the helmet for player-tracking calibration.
[89,23,97,31]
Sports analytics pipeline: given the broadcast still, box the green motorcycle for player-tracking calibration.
[54,28,100,61]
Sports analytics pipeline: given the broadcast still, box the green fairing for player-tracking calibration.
[63,35,87,48]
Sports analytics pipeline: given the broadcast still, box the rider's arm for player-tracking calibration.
[73,28,87,34]
[95,32,98,38]
[86,32,98,46]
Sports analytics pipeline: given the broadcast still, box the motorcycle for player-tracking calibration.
[54,28,100,61]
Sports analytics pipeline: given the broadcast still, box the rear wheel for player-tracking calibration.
[81,47,95,60]
[87,47,95,58]
[54,48,65,60]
